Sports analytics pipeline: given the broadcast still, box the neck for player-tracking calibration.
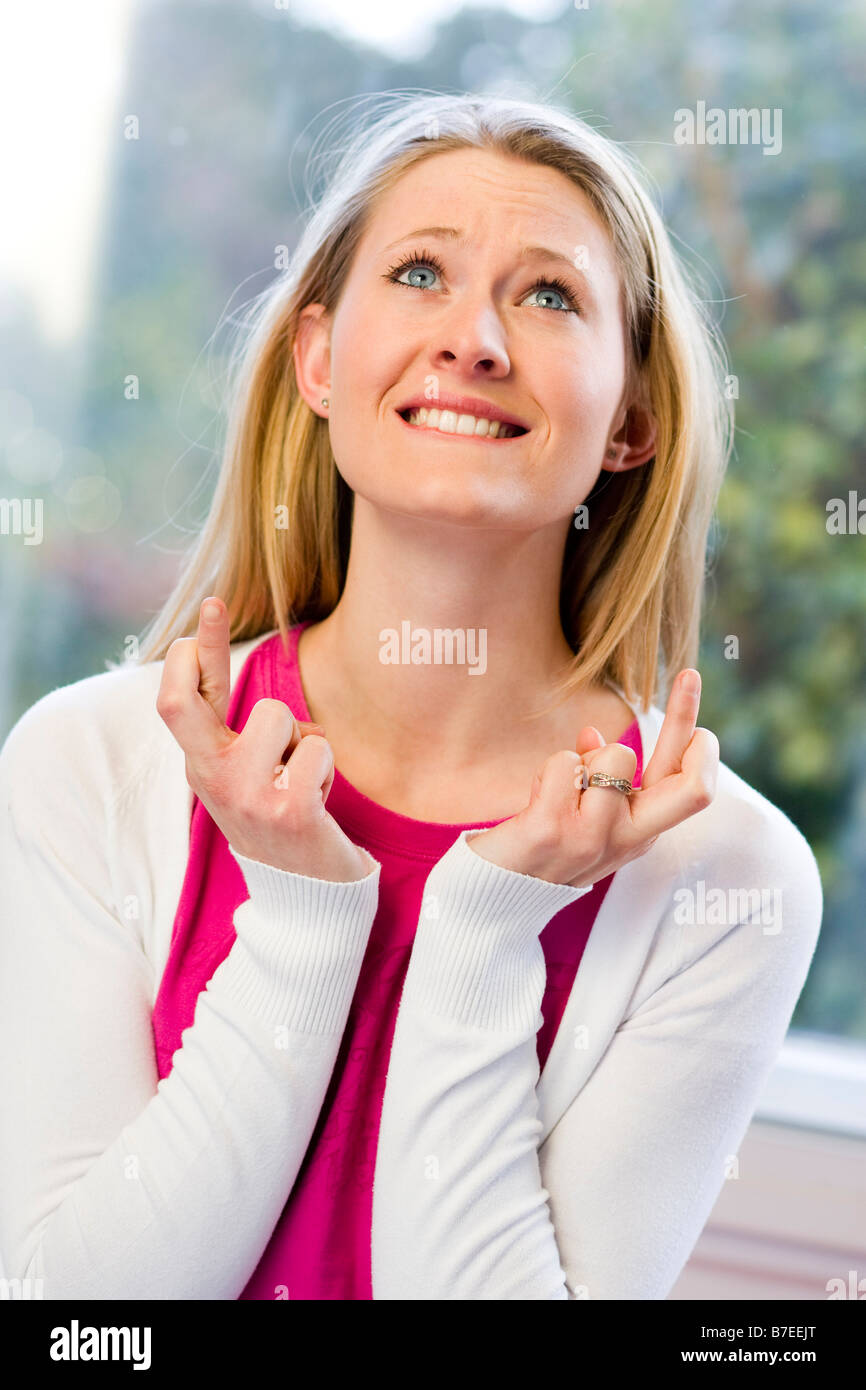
[297,498,585,773]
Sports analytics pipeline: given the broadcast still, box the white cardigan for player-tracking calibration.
[0,630,823,1299]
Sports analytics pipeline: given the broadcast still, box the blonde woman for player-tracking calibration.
[0,93,822,1300]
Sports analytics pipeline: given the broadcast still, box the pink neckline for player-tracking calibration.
[271,619,641,862]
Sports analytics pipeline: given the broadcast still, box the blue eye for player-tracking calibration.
[398,263,437,288]
[522,280,576,313]
[382,251,580,313]
[384,250,445,290]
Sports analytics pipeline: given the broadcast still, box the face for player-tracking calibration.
[295,146,652,531]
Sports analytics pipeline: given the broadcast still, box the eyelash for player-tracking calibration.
[382,249,581,314]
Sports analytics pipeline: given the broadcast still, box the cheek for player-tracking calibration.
[550,377,606,439]
[553,339,625,431]
[331,294,400,406]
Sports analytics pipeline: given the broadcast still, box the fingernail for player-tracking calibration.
[202,600,221,622]
[681,669,700,695]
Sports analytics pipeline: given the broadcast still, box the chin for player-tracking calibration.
[356,472,513,527]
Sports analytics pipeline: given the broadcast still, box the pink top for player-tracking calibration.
[151,621,643,1299]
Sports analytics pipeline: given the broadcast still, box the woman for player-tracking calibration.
[0,93,822,1300]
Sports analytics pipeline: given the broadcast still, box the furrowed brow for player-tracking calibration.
[383,226,468,250]
[383,227,596,301]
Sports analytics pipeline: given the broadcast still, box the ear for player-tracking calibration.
[293,303,332,417]
[601,402,657,473]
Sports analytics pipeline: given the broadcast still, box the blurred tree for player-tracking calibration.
[0,0,861,1035]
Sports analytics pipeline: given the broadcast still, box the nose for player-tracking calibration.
[428,296,511,378]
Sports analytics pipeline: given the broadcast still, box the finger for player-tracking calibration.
[534,742,635,825]
[576,724,605,756]
[235,698,299,785]
[275,733,335,807]
[157,636,234,761]
[577,741,637,834]
[640,669,701,790]
[196,597,232,728]
[321,746,336,801]
[529,768,543,804]
[278,718,326,765]
[273,724,333,793]
[532,750,586,811]
[628,727,719,841]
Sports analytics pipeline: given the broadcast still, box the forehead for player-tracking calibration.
[359,146,621,282]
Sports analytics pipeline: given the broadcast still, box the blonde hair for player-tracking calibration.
[131,91,733,715]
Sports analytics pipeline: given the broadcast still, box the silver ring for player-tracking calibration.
[587,771,633,796]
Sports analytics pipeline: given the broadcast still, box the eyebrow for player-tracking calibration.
[384,225,593,280]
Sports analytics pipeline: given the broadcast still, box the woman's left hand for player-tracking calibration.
[468,668,719,889]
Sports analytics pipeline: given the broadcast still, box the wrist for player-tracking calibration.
[466,825,565,886]
[467,826,595,890]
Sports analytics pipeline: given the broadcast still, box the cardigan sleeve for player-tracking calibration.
[0,693,381,1300]
[539,806,823,1299]
[370,804,823,1300]
[371,827,594,1299]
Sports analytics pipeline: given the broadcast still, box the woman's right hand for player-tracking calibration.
[156,597,372,883]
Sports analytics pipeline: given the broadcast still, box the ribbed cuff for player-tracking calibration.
[229,841,380,908]
[211,841,382,1033]
[404,828,594,1031]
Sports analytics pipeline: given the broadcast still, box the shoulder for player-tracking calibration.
[639,702,823,945]
[0,630,277,823]
[613,703,825,1026]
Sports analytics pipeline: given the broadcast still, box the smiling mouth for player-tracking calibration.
[397,407,528,440]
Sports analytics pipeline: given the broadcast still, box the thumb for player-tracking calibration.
[576,724,605,756]
[277,733,336,804]
[528,727,604,803]
[236,698,297,784]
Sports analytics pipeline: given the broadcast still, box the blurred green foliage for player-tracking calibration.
[0,0,863,1034]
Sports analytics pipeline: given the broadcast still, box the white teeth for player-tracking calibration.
[404,408,519,438]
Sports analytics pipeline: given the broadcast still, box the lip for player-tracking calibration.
[394,391,530,432]
[395,410,525,443]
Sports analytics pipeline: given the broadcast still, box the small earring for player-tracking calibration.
[321,397,329,408]
[606,448,617,458]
